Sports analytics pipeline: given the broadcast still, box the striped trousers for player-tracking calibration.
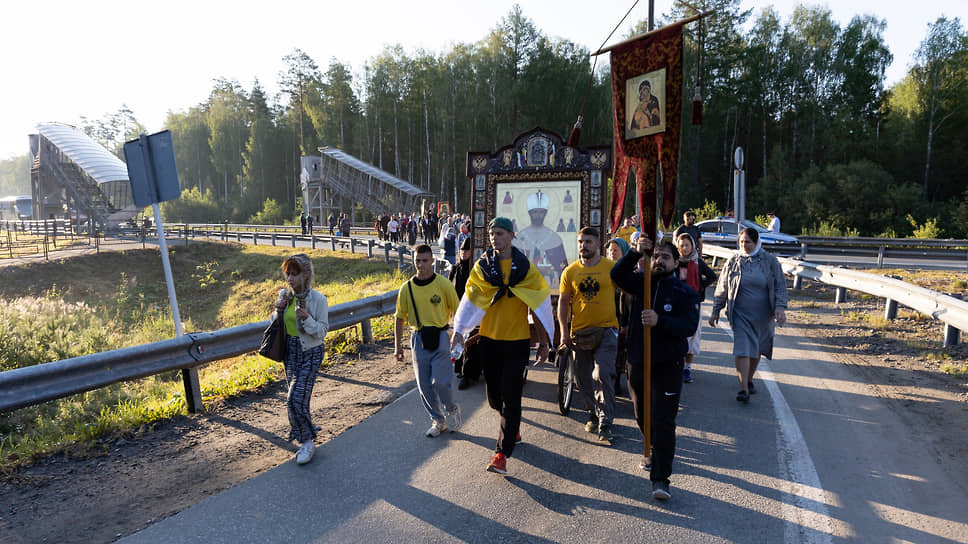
[284,335,324,443]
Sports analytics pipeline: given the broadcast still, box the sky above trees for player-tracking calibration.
[0,0,963,160]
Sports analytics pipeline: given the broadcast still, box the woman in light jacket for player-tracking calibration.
[274,254,329,464]
[708,228,787,402]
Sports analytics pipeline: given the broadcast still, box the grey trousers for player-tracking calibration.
[574,328,619,425]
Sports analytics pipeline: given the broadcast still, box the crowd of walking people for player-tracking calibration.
[273,207,789,503]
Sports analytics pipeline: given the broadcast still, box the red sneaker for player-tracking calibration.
[486,452,507,474]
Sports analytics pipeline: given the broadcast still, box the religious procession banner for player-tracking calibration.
[609,23,683,238]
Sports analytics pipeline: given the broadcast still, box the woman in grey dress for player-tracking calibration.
[708,228,788,402]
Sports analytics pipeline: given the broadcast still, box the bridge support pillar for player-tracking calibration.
[885,299,898,320]
[944,324,961,347]
[835,287,847,304]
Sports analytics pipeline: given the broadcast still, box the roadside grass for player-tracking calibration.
[0,241,405,474]
[939,362,968,377]
[842,309,891,329]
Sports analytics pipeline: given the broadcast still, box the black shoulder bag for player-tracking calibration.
[258,309,287,362]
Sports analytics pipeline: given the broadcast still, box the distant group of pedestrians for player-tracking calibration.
[270,208,789,504]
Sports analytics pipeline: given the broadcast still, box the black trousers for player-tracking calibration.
[479,337,530,458]
[627,359,683,484]
[454,340,482,380]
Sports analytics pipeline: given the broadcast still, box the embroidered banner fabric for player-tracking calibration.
[609,24,683,238]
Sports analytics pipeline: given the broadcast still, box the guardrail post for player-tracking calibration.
[312,235,316,249]
[944,324,960,347]
[291,234,296,248]
[877,246,885,268]
[236,231,241,242]
[271,233,276,246]
[367,239,374,258]
[711,256,719,267]
[331,237,337,251]
[800,244,807,260]
[885,299,898,320]
[384,242,391,263]
[835,287,847,304]
[253,233,258,246]
[398,245,406,268]
[183,368,204,413]
[792,274,802,289]
[361,319,373,343]
[350,238,356,254]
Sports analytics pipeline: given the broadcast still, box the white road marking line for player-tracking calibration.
[716,321,834,543]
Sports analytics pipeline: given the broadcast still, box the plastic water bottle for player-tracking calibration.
[450,344,464,362]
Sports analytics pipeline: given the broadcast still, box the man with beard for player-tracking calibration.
[558,227,620,444]
[611,237,699,501]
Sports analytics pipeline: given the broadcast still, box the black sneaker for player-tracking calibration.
[748,380,757,394]
[651,481,672,500]
[597,423,614,444]
[639,456,652,471]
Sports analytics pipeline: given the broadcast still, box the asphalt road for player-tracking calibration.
[118,307,968,544]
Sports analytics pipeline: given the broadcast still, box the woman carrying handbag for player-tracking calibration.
[273,254,329,464]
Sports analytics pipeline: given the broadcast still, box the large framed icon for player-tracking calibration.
[466,128,611,292]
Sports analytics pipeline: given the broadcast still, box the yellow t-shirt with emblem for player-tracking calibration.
[559,257,618,331]
[395,274,459,329]
[614,226,636,243]
[479,258,532,341]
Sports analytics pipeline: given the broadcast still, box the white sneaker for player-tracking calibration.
[425,419,447,437]
[296,440,315,465]
[445,404,462,432]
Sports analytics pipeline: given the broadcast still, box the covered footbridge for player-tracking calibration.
[30,123,139,229]
[301,147,434,226]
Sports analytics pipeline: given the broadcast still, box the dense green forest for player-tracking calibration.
[1,2,965,236]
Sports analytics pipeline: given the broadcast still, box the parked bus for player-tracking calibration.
[0,195,32,220]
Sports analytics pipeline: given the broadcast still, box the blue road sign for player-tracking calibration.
[123,131,181,207]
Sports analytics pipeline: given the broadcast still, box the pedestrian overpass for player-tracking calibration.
[30,123,139,229]
[300,147,434,226]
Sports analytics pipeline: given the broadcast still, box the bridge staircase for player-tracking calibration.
[302,148,434,222]
[31,155,116,226]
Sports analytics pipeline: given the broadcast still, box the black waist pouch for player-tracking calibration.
[419,325,445,351]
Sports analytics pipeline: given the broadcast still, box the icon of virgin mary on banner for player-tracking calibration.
[609,24,684,239]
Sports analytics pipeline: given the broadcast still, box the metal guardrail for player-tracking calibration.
[703,244,966,347]
[0,291,398,413]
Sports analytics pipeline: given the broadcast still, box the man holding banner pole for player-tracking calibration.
[612,234,698,500]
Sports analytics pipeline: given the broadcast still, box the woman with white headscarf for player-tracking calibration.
[708,228,787,402]
[274,254,329,463]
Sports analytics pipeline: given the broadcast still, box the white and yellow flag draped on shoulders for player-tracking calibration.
[452,256,555,342]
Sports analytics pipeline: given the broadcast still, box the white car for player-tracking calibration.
[697,218,801,255]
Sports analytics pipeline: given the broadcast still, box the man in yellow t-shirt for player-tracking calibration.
[451,217,554,475]
[395,244,461,438]
[613,216,637,243]
[558,226,620,444]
